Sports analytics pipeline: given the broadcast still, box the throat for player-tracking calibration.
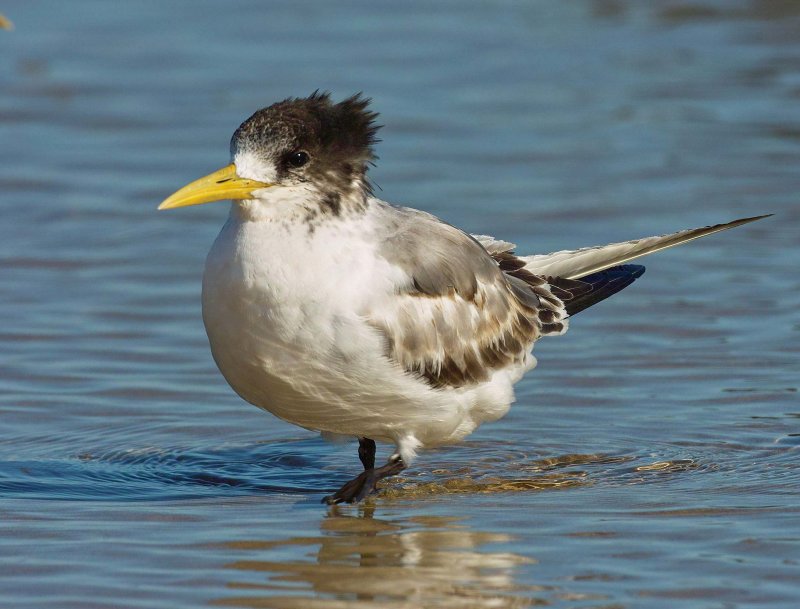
[234,183,369,225]
[300,182,370,232]
[312,187,368,219]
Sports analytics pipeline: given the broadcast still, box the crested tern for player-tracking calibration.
[159,92,768,503]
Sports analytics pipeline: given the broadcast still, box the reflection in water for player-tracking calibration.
[379,450,705,499]
[206,451,713,608]
[213,509,544,608]
[383,452,633,499]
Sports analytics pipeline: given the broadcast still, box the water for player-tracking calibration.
[1,1,799,607]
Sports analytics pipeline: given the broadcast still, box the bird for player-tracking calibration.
[158,92,769,504]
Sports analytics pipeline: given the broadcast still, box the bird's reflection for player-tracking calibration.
[214,506,545,608]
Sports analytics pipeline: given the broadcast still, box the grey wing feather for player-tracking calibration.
[522,215,770,280]
[377,205,498,300]
[472,234,517,255]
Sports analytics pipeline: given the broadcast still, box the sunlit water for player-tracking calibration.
[1,1,799,607]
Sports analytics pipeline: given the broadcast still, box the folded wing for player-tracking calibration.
[370,206,568,389]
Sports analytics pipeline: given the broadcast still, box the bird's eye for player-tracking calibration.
[287,150,310,168]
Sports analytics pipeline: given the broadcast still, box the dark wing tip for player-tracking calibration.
[721,213,773,228]
[551,264,646,316]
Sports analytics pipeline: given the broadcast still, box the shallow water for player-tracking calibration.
[1,1,799,607]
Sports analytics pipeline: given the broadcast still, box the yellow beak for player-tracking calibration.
[157,164,273,210]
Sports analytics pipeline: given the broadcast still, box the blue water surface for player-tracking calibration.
[1,2,799,608]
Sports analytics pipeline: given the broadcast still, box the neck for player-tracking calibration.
[233,181,370,226]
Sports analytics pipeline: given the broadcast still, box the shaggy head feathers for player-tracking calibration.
[231,92,381,198]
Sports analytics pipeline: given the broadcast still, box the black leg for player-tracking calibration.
[322,449,405,505]
[358,437,376,470]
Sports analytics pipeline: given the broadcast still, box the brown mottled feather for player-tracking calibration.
[370,209,568,389]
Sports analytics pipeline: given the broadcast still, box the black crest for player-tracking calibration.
[232,92,382,184]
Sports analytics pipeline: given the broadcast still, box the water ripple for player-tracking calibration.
[0,440,325,501]
[2,431,798,504]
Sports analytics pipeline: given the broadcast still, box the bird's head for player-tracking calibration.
[158,92,380,216]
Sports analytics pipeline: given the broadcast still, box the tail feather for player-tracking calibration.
[523,215,770,280]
